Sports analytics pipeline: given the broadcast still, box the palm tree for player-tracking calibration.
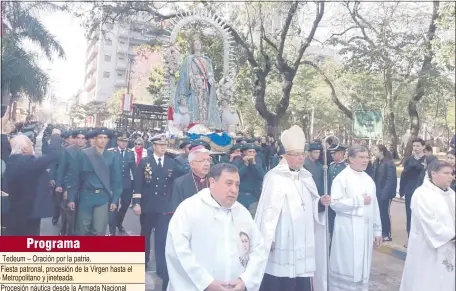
[1,2,66,119]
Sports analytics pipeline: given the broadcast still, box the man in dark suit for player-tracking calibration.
[132,135,177,290]
[107,135,135,236]
[2,134,60,235]
[169,144,211,212]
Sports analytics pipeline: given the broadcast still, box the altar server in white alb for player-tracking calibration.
[165,163,268,291]
[400,160,455,291]
[255,125,331,291]
[329,145,382,291]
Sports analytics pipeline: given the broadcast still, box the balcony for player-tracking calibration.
[85,75,96,92]
[86,59,97,75]
[115,78,127,87]
[86,44,99,65]
[116,61,128,70]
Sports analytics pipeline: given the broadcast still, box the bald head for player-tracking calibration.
[10,135,34,155]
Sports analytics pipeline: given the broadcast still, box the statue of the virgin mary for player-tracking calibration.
[173,35,222,130]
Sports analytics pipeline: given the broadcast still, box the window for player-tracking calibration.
[106,38,112,45]
[104,55,111,62]
[103,71,110,78]
[117,72,124,77]
[119,40,126,45]
[118,55,125,60]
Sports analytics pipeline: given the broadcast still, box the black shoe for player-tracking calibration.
[52,218,58,225]
[117,225,126,233]
[383,236,392,242]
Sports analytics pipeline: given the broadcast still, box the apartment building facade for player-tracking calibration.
[82,22,166,104]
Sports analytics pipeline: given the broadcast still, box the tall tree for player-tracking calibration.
[1,2,66,118]
[326,1,442,152]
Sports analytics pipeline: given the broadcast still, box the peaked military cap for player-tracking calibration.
[117,135,128,142]
[151,135,168,145]
[179,138,193,149]
[72,129,87,138]
[189,139,211,151]
[246,138,257,144]
[328,144,347,152]
[229,143,243,152]
[93,127,114,138]
[236,137,248,144]
[241,143,257,152]
[61,131,73,139]
[307,142,323,151]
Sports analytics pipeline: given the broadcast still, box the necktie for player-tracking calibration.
[121,149,124,158]
[158,157,162,168]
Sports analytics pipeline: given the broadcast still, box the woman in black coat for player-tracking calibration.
[372,144,397,241]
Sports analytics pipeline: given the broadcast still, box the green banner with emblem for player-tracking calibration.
[353,110,383,139]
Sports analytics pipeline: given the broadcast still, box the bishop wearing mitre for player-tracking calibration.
[255,125,331,291]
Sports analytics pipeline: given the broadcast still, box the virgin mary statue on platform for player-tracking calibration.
[173,35,222,130]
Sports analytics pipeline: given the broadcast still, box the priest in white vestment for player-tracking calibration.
[165,163,268,291]
[329,145,382,291]
[255,125,331,291]
[400,160,455,291]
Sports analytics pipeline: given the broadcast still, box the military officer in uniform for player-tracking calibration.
[67,128,122,236]
[107,135,135,235]
[131,135,177,290]
[304,142,324,196]
[50,130,73,225]
[174,138,192,177]
[327,144,347,238]
[55,128,87,235]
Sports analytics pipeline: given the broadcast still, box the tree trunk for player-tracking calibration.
[266,116,280,139]
[384,103,399,152]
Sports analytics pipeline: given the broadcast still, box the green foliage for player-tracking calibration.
[1,2,66,106]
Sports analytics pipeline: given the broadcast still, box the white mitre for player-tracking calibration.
[281,125,306,152]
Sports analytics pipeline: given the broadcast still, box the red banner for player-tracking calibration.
[0,236,145,252]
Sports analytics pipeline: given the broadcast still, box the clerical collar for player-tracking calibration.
[431,181,448,192]
[289,168,300,172]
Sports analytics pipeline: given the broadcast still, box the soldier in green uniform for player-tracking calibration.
[50,130,73,225]
[304,142,324,196]
[232,143,266,216]
[55,128,87,235]
[67,128,122,236]
[270,144,285,169]
[327,144,347,238]
[219,143,243,164]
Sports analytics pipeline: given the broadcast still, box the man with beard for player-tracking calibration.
[55,129,88,235]
[169,145,211,212]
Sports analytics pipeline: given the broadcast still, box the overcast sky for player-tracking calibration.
[36,10,86,102]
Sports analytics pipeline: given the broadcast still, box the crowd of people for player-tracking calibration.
[0,117,455,290]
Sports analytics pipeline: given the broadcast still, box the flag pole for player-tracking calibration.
[322,135,340,291]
